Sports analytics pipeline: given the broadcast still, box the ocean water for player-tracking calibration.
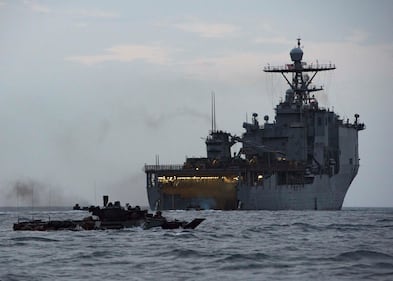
[0,207,392,281]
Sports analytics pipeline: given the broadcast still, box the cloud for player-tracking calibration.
[305,39,393,77]
[65,9,119,19]
[23,0,51,13]
[172,19,239,38]
[65,44,171,65]
[255,36,292,45]
[22,2,119,18]
[177,51,285,83]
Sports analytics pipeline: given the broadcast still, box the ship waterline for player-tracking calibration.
[145,39,364,210]
[146,167,354,210]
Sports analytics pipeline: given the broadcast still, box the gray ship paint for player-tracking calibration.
[145,40,365,210]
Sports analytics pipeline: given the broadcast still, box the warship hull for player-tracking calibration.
[146,125,360,210]
[237,174,352,210]
[145,40,364,211]
[146,171,354,211]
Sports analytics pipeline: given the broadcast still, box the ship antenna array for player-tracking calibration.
[211,91,217,132]
[263,39,336,105]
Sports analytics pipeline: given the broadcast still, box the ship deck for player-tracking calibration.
[144,162,306,176]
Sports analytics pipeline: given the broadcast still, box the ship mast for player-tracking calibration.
[211,91,217,133]
[264,39,335,105]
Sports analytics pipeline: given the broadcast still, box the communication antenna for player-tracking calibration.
[49,187,51,208]
[94,181,97,206]
[32,186,34,210]
[211,91,217,132]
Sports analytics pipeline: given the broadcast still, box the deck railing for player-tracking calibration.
[144,161,306,173]
[144,164,184,172]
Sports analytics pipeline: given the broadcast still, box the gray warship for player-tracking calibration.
[145,39,365,210]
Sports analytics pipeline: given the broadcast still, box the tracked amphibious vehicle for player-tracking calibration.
[13,196,204,231]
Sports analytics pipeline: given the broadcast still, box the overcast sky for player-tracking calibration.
[0,0,392,207]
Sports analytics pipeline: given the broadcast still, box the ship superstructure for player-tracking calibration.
[145,39,365,210]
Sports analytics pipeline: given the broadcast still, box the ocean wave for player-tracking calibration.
[269,223,291,227]
[1,273,40,281]
[10,236,59,242]
[219,262,266,271]
[374,262,393,269]
[333,250,393,262]
[243,224,288,233]
[376,218,393,223]
[291,222,321,231]
[204,232,236,240]
[288,222,389,232]
[1,208,393,280]
[162,230,198,239]
[75,250,113,259]
[289,222,387,232]
[217,252,271,263]
[326,223,378,230]
[364,271,393,279]
[376,218,393,228]
[159,248,212,259]
[217,253,288,272]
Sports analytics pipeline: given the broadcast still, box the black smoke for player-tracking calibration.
[4,179,89,207]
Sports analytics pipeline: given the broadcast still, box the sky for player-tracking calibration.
[0,0,392,207]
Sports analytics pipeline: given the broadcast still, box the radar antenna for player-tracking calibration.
[263,39,335,105]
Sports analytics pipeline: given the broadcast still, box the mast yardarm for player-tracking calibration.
[264,39,335,105]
